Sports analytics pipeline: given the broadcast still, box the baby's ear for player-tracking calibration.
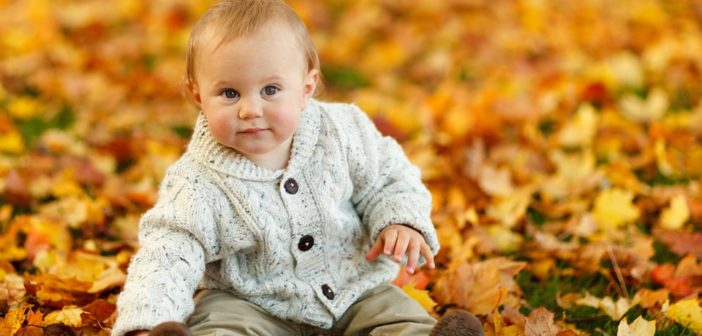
[302,69,319,101]
[185,78,202,109]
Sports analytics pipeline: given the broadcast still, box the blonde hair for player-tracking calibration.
[185,0,320,92]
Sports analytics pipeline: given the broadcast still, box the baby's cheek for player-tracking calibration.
[271,111,301,136]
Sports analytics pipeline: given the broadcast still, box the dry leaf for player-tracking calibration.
[434,258,526,315]
[665,299,702,334]
[525,307,560,336]
[401,283,437,312]
[44,306,84,328]
[575,292,636,320]
[592,188,640,231]
[617,316,655,336]
[659,194,690,230]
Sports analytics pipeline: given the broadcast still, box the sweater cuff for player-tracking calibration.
[111,304,173,336]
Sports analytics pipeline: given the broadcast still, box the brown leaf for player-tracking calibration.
[433,258,526,315]
[525,307,560,336]
[655,230,702,259]
[43,324,76,336]
[81,299,116,322]
[15,326,44,336]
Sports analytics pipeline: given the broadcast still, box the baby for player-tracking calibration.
[112,0,482,335]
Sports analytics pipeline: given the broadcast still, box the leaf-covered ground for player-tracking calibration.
[1,0,702,335]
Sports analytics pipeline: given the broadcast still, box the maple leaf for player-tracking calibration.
[433,258,526,315]
[619,87,668,123]
[616,316,655,336]
[524,307,560,336]
[592,188,640,231]
[575,292,636,320]
[0,304,30,336]
[556,104,599,147]
[478,164,515,197]
[655,230,702,259]
[401,283,437,312]
[659,194,690,230]
[665,299,702,335]
[14,326,43,336]
[493,308,526,336]
[0,273,26,306]
[634,288,669,308]
[44,306,84,328]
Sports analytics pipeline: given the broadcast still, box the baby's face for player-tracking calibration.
[191,21,318,168]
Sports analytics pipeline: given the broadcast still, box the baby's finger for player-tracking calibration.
[420,243,435,269]
[406,240,421,274]
[393,232,410,262]
[383,229,398,256]
[365,238,385,261]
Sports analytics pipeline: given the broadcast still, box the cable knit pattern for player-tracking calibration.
[111,100,439,336]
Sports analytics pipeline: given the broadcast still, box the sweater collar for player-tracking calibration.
[186,100,321,181]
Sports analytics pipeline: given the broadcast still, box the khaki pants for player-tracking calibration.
[187,284,436,336]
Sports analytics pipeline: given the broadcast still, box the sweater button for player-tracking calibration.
[298,235,314,251]
[321,284,335,300]
[283,178,298,194]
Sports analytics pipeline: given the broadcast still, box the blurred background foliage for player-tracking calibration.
[1,0,702,335]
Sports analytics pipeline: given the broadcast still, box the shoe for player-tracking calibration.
[149,322,192,336]
[429,309,484,336]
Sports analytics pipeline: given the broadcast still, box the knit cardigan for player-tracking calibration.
[111,100,439,336]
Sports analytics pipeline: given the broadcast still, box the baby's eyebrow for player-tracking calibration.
[261,75,283,82]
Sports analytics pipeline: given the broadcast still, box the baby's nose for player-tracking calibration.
[239,98,263,119]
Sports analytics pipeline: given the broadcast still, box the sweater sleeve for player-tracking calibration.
[111,174,217,336]
[345,104,440,255]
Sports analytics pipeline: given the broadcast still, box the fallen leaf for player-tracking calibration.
[617,316,655,336]
[659,194,690,230]
[655,230,702,259]
[665,299,702,335]
[401,283,436,312]
[44,306,84,328]
[592,188,640,231]
[434,258,526,315]
[575,292,636,320]
[525,307,560,336]
[634,288,669,308]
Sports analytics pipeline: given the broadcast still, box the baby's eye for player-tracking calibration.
[222,89,239,99]
[262,86,279,96]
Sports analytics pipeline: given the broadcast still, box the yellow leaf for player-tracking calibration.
[593,188,640,231]
[7,97,41,120]
[486,225,523,254]
[51,169,84,198]
[557,104,599,147]
[666,299,702,334]
[486,187,531,228]
[43,306,84,328]
[0,131,24,154]
[576,292,636,320]
[607,52,644,89]
[619,87,668,123]
[655,139,676,177]
[659,194,690,230]
[617,316,655,336]
[88,267,126,293]
[0,304,30,336]
[401,283,436,312]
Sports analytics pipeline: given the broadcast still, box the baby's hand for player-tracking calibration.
[365,224,435,274]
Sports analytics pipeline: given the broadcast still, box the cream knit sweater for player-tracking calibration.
[112,100,439,336]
